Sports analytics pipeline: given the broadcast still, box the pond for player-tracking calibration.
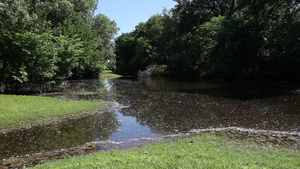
[0,77,299,162]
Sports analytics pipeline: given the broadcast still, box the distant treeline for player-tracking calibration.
[0,0,118,91]
[115,0,300,82]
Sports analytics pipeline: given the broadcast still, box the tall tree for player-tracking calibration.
[0,0,118,92]
[115,0,300,82]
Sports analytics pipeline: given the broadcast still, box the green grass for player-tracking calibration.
[0,94,106,131]
[100,70,121,77]
[32,134,300,169]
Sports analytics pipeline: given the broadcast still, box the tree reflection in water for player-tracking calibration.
[1,78,299,160]
[113,77,300,133]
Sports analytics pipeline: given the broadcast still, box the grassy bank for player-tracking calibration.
[0,94,106,131]
[32,134,299,169]
[100,70,121,77]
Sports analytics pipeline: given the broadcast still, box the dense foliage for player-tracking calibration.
[115,0,300,81]
[0,0,118,91]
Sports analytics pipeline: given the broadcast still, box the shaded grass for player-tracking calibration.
[32,134,300,169]
[100,70,121,77]
[0,94,106,131]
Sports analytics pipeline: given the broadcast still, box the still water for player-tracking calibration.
[0,77,299,159]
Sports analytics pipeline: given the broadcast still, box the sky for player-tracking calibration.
[95,0,177,36]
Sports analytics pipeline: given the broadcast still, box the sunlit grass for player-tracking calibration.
[32,134,300,169]
[0,94,106,131]
[100,70,121,77]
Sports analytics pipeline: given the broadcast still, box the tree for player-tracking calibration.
[92,14,118,70]
[115,0,300,82]
[0,0,118,92]
[115,32,138,75]
[115,14,170,75]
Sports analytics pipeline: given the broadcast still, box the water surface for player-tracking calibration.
[0,77,299,159]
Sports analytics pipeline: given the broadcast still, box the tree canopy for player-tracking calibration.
[1,0,299,91]
[115,0,300,82]
[0,0,118,91]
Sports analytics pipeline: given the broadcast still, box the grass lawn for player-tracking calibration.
[100,70,121,77]
[32,134,300,169]
[0,94,106,131]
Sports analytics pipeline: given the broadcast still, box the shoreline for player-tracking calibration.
[1,127,299,168]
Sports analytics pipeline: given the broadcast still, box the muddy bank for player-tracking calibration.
[0,141,120,169]
[190,127,300,149]
[1,127,299,169]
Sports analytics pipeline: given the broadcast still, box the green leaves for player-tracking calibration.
[0,0,118,90]
[115,14,169,75]
[116,0,299,81]
[12,65,28,83]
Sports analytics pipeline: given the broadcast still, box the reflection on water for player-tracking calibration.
[114,77,299,132]
[0,112,119,159]
[0,77,299,160]
[108,112,161,141]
